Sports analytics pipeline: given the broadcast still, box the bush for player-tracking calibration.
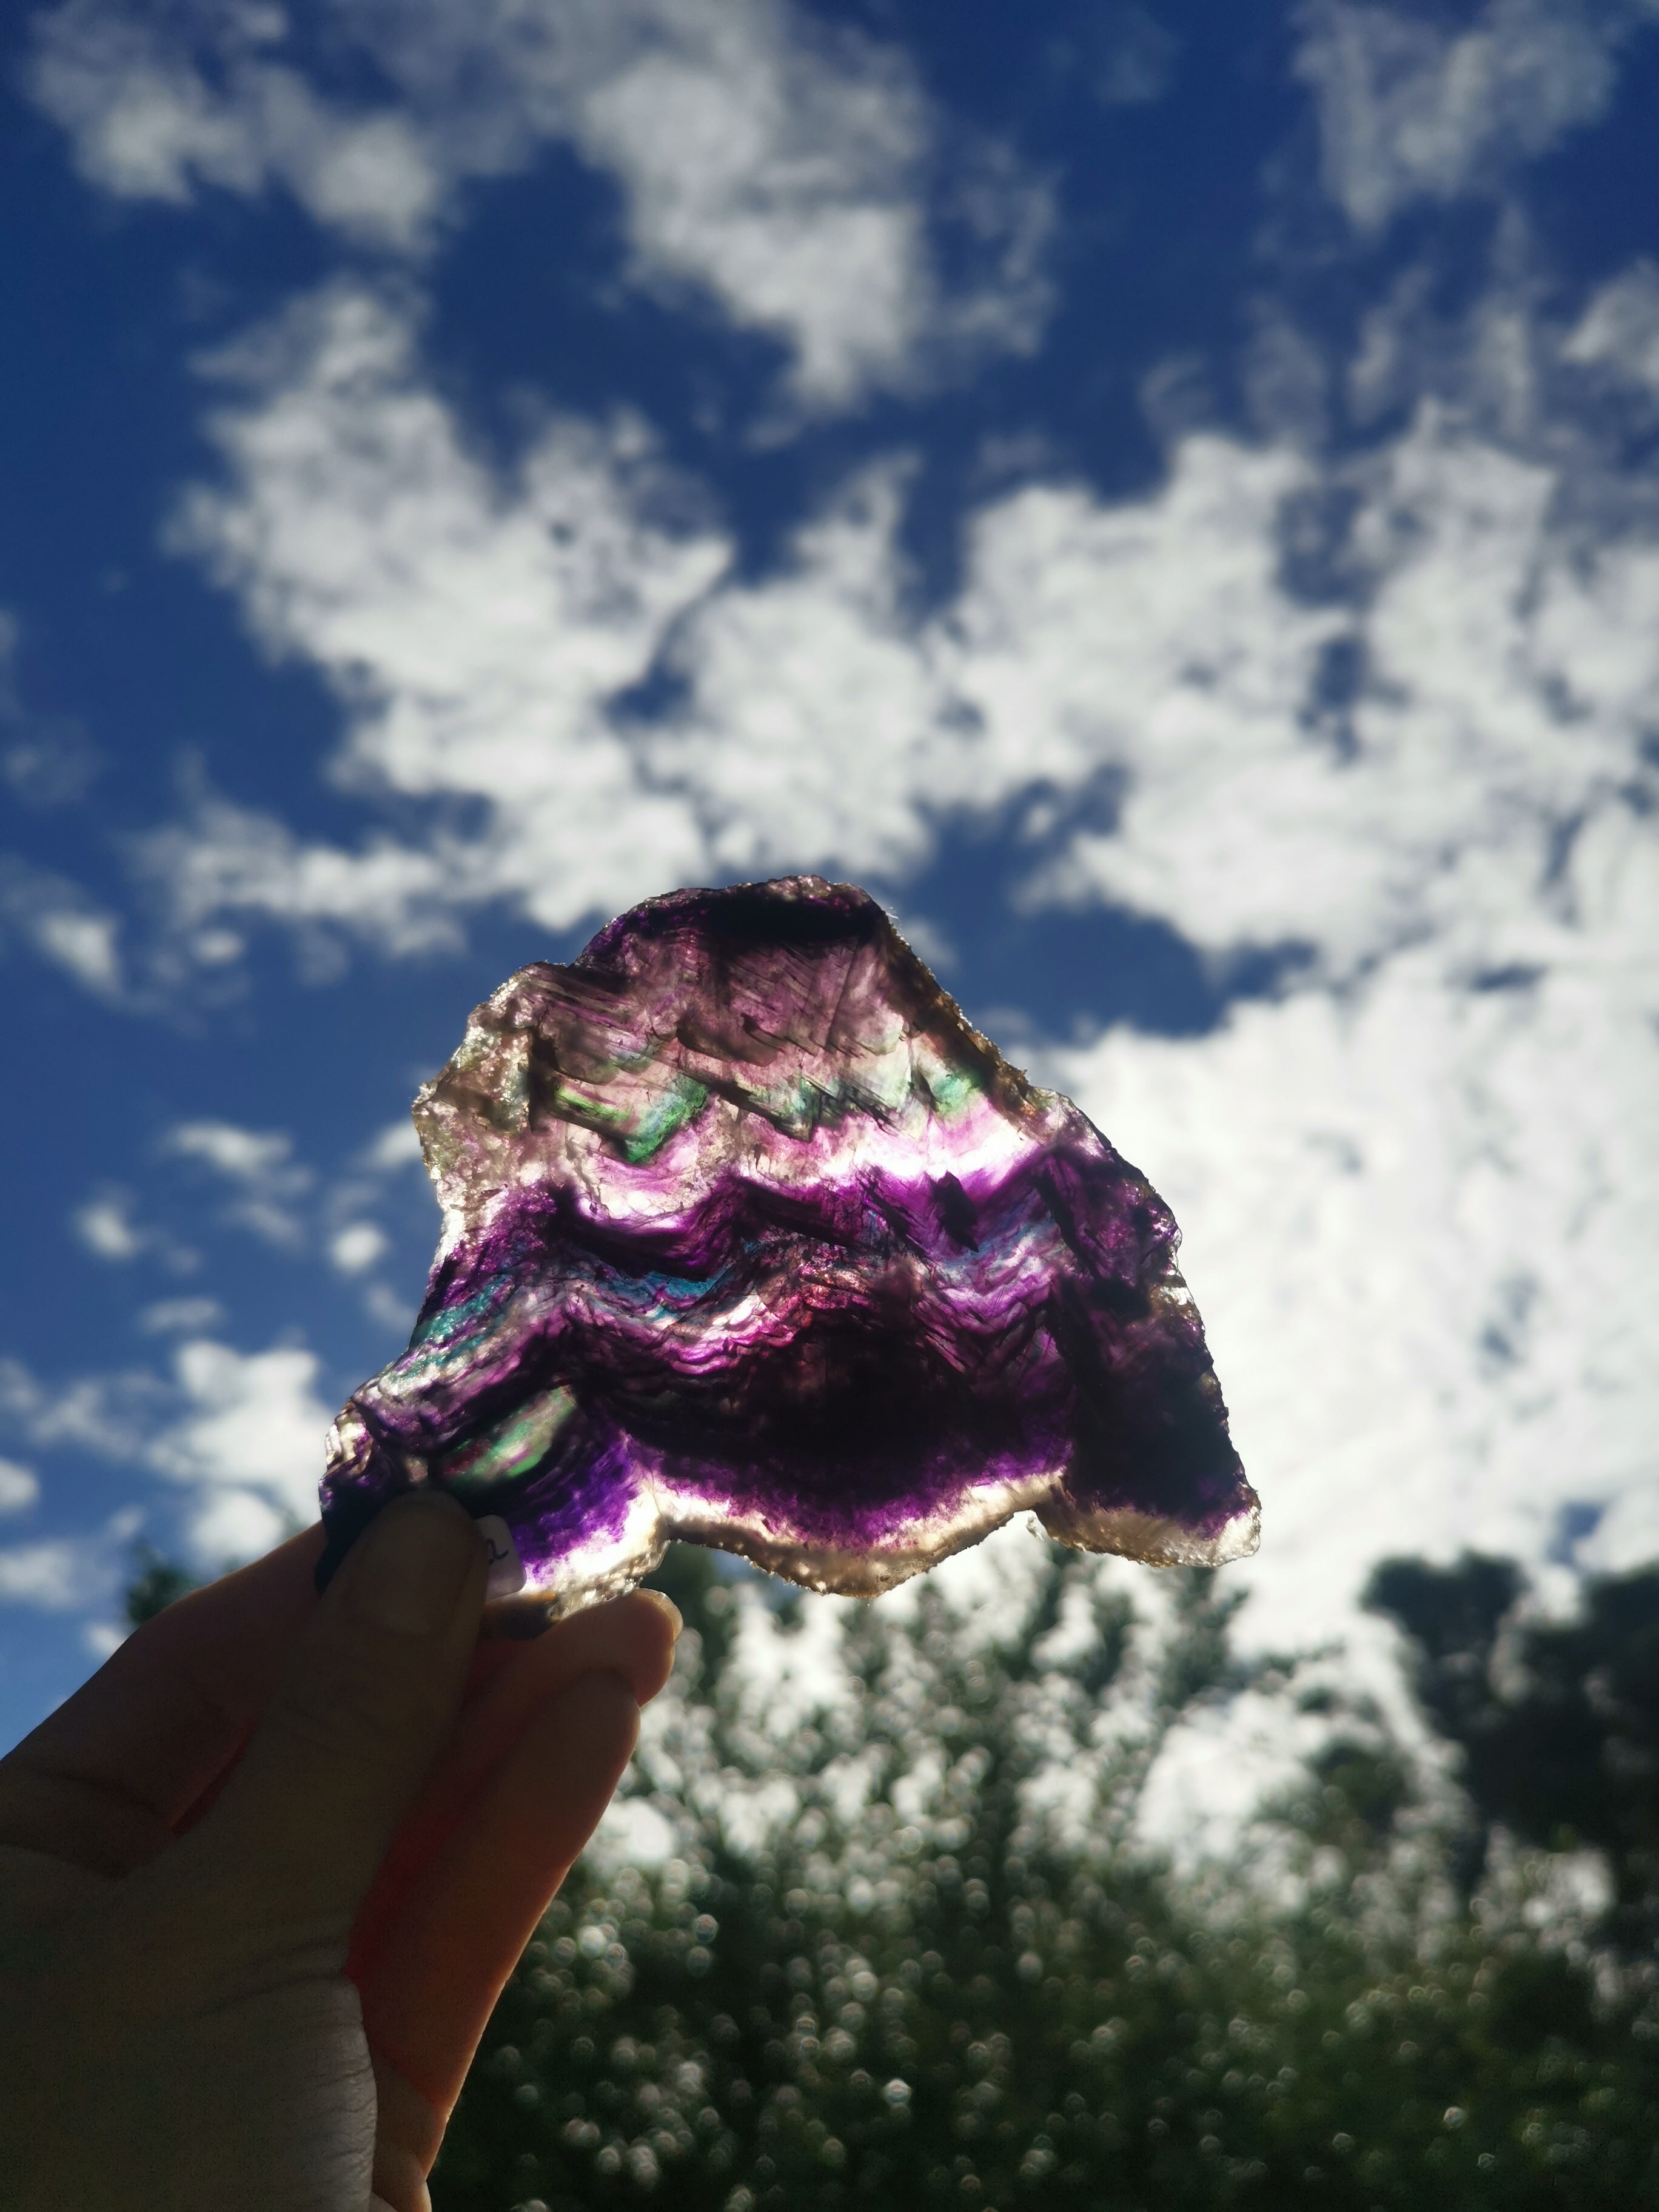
[426,1547,1659,2211]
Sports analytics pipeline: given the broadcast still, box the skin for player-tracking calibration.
[0,1492,680,2211]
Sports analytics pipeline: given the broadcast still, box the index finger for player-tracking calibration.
[0,1523,324,1872]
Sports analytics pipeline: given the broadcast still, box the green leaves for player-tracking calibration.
[422,1543,1659,2209]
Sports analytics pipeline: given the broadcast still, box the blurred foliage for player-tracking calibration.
[1366,1554,1659,1948]
[418,1547,1659,2212]
[121,1537,1659,2205]
[123,1544,203,1629]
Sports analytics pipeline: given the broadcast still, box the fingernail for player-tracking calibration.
[638,1588,683,1641]
[347,1493,482,1637]
[476,1514,527,1599]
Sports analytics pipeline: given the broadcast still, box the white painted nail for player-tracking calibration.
[477,1513,527,1599]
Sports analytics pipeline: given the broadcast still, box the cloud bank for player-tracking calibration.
[1295,0,1659,232]
[146,258,1659,1633]
[1,1335,333,1567]
[28,0,1050,407]
[5,0,1656,1673]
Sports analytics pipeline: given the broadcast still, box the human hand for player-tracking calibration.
[0,1493,680,2211]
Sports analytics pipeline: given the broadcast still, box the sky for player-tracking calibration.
[0,0,1657,1755]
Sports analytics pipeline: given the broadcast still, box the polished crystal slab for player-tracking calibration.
[319,877,1257,1615]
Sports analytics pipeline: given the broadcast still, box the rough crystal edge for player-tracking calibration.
[480,1479,1050,1627]
[479,1469,1262,1631]
[1036,1489,1262,1570]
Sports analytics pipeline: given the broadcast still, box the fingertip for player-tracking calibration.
[636,1585,683,1642]
[626,1589,682,1703]
[508,1589,680,1706]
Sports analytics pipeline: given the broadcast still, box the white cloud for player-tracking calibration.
[329,1221,387,1274]
[0,1460,40,1515]
[164,1118,312,1247]
[74,1133,318,1272]
[72,1191,149,1262]
[135,295,1344,947]
[161,288,1659,1002]
[152,284,726,948]
[27,0,1050,408]
[0,856,123,997]
[1002,411,1659,979]
[77,1102,420,1320]
[649,458,959,880]
[0,612,101,807]
[132,263,1659,1642]
[0,1537,106,1610]
[0,1507,141,1614]
[1,1333,333,1569]
[72,1187,204,1279]
[0,1351,165,1459]
[517,0,1051,407]
[1047,891,1659,1651]
[146,1337,333,1560]
[1564,260,1659,397]
[27,0,443,249]
[361,1118,423,1171]
[166,1120,298,1181]
[1293,0,1651,232]
[136,1295,227,1335]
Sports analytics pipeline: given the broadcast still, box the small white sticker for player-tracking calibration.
[477,1514,526,1598]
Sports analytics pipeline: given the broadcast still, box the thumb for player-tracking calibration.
[190,1491,486,1946]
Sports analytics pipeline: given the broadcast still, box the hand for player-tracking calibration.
[0,1492,680,2211]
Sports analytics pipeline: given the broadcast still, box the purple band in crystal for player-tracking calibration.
[318,876,1258,1612]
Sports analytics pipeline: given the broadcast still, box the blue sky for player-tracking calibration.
[1,0,1657,1754]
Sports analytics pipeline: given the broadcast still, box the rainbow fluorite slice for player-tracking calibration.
[318,877,1257,1615]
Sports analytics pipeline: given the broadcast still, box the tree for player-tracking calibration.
[434,1544,1659,2211]
[118,1538,1659,2207]
[1367,1554,1659,1946]
[123,1545,203,1630]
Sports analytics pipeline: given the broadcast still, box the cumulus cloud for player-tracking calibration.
[1008,414,1659,977]
[0,1534,115,1610]
[27,0,446,249]
[72,1191,149,1263]
[153,286,1659,987]
[98,1102,425,1322]
[135,292,1347,955]
[0,1507,138,1618]
[0,1334,335,1569]
[126,256,1659,1641]
[164,1119,313,1247]
[0,856,123,997]
[1294,0,1655,232]
[1564,259,1659,397]
[329,1221,388,1275]
[1047,897,1659,1649]
[146,1337,333,1559]
[463,0,1050,406]
[69,1188,206,1282]
[0,1350,165,1460]
[361,1118,423,1171]
[0,1460,41,1515]
[73,1128,326,1273]
[153,284,726,947]
[136,1295,227,1335]
[27,0,1050,407]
